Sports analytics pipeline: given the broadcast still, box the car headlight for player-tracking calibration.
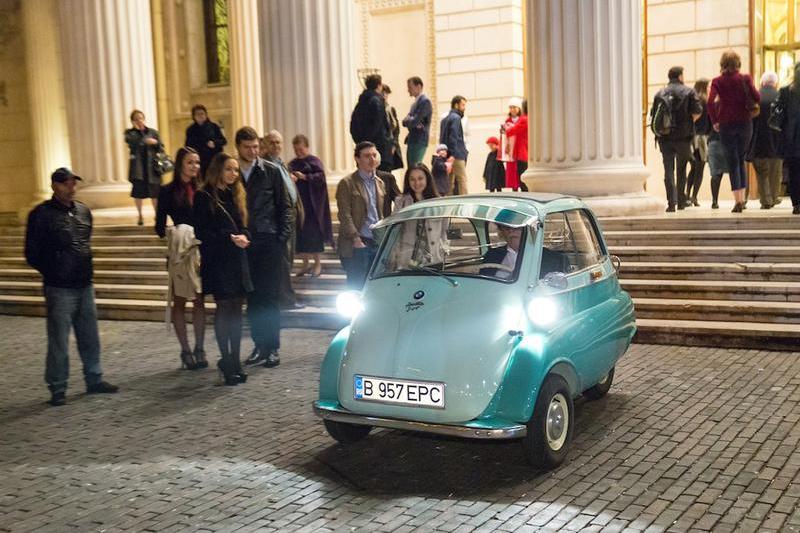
[336,291,364,319]
[526,297,558,327]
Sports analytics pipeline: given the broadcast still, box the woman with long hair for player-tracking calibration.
[686,78,711,206]
[155,147,206,370]
[708,50,760,212]
[193,153,253,385]
[776,62,800,214]
[390,164,447,269]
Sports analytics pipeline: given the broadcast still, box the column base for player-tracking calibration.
[76,183,136,210]
[521,165,662,216]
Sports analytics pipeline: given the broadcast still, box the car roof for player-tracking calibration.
[373,193,588,229]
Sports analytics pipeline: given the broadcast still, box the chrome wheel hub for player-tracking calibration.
[546,393,569,450]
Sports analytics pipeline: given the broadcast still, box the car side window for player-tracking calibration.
[541,210,604,277]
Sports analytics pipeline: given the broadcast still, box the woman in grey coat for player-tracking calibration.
[125,109,164,225]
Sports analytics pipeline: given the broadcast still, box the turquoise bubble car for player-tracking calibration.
[313,193,636,468]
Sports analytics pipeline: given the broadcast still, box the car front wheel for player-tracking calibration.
[583,367,615,400]
[324,420,372,443]
[521,374,574,469]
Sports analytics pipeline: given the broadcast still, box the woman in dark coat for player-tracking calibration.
[288,135,334,277]
[382,85,404,170]
[184,104,227,177]
[776,61,800,214]
[193,153,253,385]
[125,109,163,225]
[155,147,206,370]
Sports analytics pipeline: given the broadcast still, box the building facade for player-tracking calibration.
[0,0,793,216]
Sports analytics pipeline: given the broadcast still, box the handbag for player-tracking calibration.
[152,150,175,176]
[768,100,785,131]
[742,77,760,118]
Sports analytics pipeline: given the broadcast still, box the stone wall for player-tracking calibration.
[645,0,750,202]
[0,0,35,214]
[434,0,525,193]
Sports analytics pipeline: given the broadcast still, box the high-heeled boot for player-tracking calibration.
[217,358,238,386]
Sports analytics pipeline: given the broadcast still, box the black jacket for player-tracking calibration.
[193,187,253,297]
[651,81,702,141]
[245,158,293,242]
[378,170,401,217]
[776,85,800,159]
[439,109,468,160]
[350,90,393,163]
[25,198,93,288]
[185,121,227,173]
[125,127,163,184]
[748,85,781,159]
[155,181,197,238]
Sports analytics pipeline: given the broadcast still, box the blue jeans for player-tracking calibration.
[44,285,103,393]
[719,121,752,191]
[340,244,377,290]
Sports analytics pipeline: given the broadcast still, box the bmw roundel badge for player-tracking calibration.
[413,290,425,300]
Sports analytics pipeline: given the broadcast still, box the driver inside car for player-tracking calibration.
[480,225,522,279]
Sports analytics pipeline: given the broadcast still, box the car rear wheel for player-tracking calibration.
[583,367,615,400]
[521,374,574,469]
[324,420,372,443]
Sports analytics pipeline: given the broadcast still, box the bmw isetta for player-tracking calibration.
[313,193,636,468]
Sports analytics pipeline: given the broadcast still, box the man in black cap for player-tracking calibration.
[25,168,118,406]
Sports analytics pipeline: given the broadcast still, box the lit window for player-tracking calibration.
[203,0,230,85]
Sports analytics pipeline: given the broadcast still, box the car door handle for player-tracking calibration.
[590,270,603,281]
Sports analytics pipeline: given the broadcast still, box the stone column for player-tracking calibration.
[58,0,159,209]
[522,0,660,215]
[21,0,72,207]
[258,0,358,178]
[229,0,265,134]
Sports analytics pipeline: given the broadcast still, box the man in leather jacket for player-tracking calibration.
[24,168,118,406]
[234,127,293,368]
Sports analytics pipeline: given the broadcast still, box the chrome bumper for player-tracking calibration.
[313,402,527,440]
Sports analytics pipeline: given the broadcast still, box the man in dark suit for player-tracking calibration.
[350,74,395,172]
[480,225,523,279]
[235,127,293,368]
[403,76,433,166]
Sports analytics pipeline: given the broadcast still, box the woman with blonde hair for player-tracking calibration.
[708,50,760,212]
[193,152,253,385]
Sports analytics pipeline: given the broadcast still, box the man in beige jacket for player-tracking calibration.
[336,141,387,289]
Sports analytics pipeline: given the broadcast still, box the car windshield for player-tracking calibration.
[372,217,529,282]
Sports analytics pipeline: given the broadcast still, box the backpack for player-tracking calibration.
[650,92,678,138]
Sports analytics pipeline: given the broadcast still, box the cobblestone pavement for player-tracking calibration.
[1,317,800,532]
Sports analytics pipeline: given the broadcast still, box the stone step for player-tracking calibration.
[633,297,800,324]
[0,234,166,246]
[0,281,340,307]
[604,230,800,247]
[618,262,800,282]
[634,318,800,351]
[0,295,345,330]
[621,279,800,302]
[610,246,800,263]
[599,215,799,232]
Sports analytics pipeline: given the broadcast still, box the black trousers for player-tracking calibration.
[784,158,800,207]
[247,234,282,352]
[659,139,692,207]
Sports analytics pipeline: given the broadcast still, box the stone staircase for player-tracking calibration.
[0,212,798,350]
[600,214,800,351]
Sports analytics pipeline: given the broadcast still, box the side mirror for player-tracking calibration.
[610,255,621,273]
[542,271,568,290]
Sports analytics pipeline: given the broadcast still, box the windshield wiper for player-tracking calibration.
[410,264,459,287]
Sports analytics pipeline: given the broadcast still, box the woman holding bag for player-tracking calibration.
[708,50,760,212]
[125,109,164,225]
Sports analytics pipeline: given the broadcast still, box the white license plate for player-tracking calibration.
[354,375,445,409]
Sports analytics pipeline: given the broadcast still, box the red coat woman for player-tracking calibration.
[502,97,529,191]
